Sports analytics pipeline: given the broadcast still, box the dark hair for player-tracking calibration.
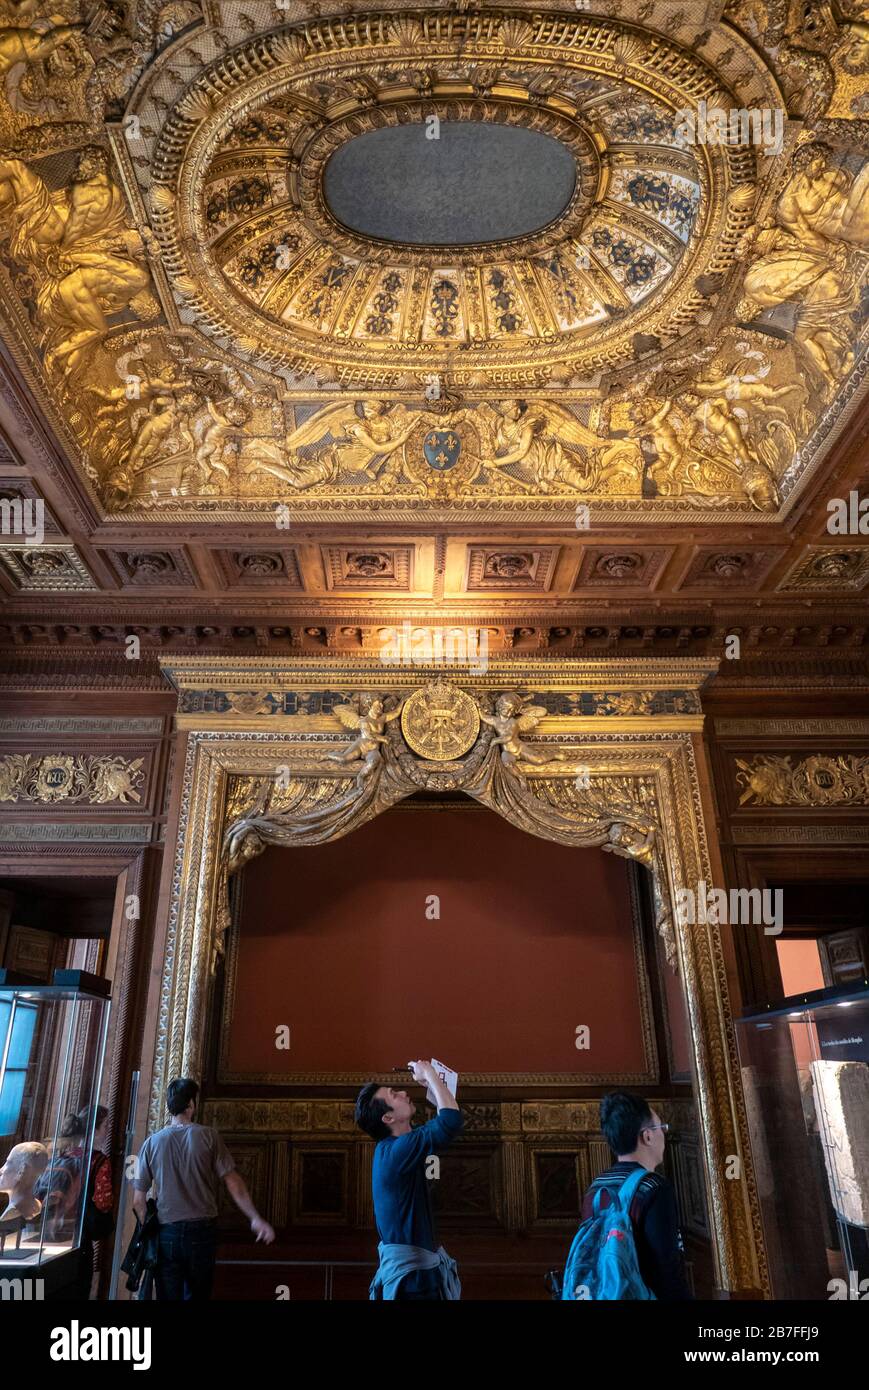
[354,1082,392,1141]
[167,1078,199,1117]
[58,1104,109,1148]
[600,1092,654,1156]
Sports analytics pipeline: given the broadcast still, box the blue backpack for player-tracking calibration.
[562,1166,656,1300]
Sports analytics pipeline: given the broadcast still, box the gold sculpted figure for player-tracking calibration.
[0,17,84,80]
[104,378,197,505]
[224,825,266,877]
[776,145,869,249]
[482,400,641,495]
[603,818,657,867]
[627,335,805,506]
[0,148,151,375]
[87,353,199,505]
[626,397,690,492]
[741,145,869,395]
[479,693,565,768]
[243,400,419,492]
[328,695,403,786]
[194,399,251,487]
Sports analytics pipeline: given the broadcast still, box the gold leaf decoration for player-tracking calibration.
[176,87,214,122]
[389,15,423,46]
[498,16,534,49]
[149,184,176,212]
[612,33,646,68]
[271,31,309,65]
[735,754,869,806]
[0,754,145,805]
[728,183,757,212]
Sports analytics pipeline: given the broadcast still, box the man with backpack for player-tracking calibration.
[562,1091,692,1300]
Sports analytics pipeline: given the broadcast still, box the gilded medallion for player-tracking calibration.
[400,681,481,761]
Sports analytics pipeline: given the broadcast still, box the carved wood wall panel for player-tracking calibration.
[203,1096,707,1243]
[703,708,869,1011]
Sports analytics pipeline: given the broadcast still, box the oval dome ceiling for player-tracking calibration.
[21,4,858,525]
[153,14,752,391]
[322,123,577,245]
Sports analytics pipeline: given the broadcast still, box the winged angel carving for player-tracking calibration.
[238,396,641,497]
[472,400,643,495]
[242,400,421,492]
[328,694,404,786]
[479,694,566,768]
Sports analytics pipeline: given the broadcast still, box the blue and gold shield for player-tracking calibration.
[423,430,461,472]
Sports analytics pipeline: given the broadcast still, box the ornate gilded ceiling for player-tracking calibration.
[0,1,866,530]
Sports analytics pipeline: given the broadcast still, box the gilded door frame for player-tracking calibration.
[151,654,767,1292]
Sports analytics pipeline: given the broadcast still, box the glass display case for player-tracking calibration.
[0,972,110,1282]
[735,982,869,1300]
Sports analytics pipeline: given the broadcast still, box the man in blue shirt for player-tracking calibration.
[355,1059,463,1300]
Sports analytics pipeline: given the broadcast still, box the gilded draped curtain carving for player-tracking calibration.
[218,699,678,971]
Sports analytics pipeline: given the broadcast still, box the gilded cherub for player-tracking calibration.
[328,695,404,787]
[677,353,801,508]
[193,399,251,487]
[479,693,564,768]
[99,374,200,507]
[626,397,690,490]
[126,380,196,472]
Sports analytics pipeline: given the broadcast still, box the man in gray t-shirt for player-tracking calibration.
[132,1077,274,1300]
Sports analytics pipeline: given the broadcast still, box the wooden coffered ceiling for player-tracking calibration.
[0,2,867,677]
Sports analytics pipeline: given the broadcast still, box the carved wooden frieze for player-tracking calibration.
[0,752,146,805]
[735,753,869,807]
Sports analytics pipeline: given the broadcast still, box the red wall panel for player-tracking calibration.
[226,807,649,1076]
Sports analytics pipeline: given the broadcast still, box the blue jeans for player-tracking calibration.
[156,1220,218,1301]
